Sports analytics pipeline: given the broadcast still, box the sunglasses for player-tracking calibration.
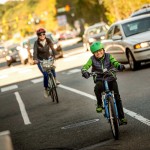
[38,33,45,36]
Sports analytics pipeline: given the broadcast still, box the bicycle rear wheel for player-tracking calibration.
[108,96,119,140]
[48,74,59,103]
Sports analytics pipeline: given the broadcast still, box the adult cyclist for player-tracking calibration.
[33,28,60,98]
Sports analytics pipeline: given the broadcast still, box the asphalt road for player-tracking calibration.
[0,44,150,150]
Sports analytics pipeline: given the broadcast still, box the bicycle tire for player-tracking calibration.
[48,74,59,103]
[47,75,54,100]
[108,96,119,140]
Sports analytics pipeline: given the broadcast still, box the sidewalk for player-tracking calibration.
[0,51,92,87]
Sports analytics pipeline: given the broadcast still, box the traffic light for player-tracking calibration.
[65,5,70,12]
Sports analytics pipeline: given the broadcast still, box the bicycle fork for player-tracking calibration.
[102,92,119,120]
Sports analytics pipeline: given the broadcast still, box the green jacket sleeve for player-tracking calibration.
[109,54,120,69]
[81,58,92,72]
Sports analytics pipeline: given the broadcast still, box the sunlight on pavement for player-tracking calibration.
[0,51,92,87]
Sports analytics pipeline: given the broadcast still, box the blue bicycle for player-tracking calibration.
[90,68,119,140]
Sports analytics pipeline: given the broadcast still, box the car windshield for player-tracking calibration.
[122,17,150,37]
[29,37,37,48]
[88,25,108,36]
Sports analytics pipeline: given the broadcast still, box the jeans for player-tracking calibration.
[37,63,56,88]
[94,80,125,119]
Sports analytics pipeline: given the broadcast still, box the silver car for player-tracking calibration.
[102,14,150,70]
[83,22,109,51]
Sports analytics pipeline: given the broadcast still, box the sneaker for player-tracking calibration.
[44,89,49,98]
[56,80,60,85]
[54,78,60,85]
[119,118,127,125]
[96,105,103,113]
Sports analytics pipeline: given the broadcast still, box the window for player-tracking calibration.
[114,26,121,36]
[122,16,150,37]
[106,27,114,39]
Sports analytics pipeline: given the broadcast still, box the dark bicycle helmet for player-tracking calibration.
[36,28,46,35]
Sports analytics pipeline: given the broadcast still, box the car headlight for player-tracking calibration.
[6,56,12,60]
[100,36,105,40]
[134,42,149,49]
[53,44,58,49]
[88,38,96,43]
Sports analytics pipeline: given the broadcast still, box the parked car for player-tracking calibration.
[18,32,63,65]
[58,31,77,40]
[83,22,109,51]
[101,14,150,70]
[5,44,20,66]
[47,33,64,59]
[130,4,150,17]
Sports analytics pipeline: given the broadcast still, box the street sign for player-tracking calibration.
[57,15,67,26]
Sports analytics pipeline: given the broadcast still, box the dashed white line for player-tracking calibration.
[65,69,81,75]
[31,78,43,83]
[14,92,31,125]
[1,85,18,92]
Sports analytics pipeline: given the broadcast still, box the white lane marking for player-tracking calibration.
[61,119,99,129]
[0,130,10,136]
[64,69,81,75]
[1,85,18,92]
[124,108,150,126]
[0,75,8,79]
[58,84,96,100]
[58,84,150,127]
[14,92,31,125]
[31,78,43,83]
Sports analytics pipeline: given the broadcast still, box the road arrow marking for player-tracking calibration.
[61,119,99,129]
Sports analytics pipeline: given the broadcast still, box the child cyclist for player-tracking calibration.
[81,41,127,125]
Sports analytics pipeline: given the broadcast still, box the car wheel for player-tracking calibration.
[83,43,88,51]
[21,59,28,65]
[87,43,90,51]
[127,50,140,71]
[7,61,11,67]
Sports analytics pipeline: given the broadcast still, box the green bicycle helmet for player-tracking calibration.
[90,41,104,53]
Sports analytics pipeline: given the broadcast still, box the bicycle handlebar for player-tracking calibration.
[89,67,118,80]
[38,56,54,63]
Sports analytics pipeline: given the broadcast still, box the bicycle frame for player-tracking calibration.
[90,68,120,139]
[39,58,59,103]
[102,80,119,120]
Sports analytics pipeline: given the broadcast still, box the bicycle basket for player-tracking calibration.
[42,59,54,71]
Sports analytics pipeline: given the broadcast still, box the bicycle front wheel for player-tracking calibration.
[108,96,119,140]
[48,74,59,103]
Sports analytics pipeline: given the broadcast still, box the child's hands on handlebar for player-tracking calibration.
[34,60,39,64]
[82,71,90,79]
[118,64,125,71]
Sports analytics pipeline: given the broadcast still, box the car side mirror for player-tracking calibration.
[112,35,122,41]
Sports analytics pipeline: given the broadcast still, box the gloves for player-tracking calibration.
[82,71,90,79]
[118,64,125,71]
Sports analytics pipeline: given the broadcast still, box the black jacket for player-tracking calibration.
[33,37,56,60]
